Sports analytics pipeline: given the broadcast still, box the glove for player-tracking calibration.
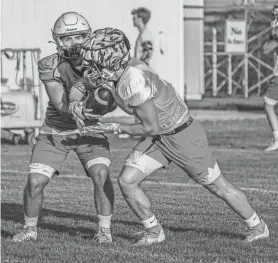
[69,101,85,131]
[84,122,121,134]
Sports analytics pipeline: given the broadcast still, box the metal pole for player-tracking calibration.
[244,7,249,98]
[212,27,217,97]
[23,51,27,91]
[228,54,232,95]
[257,51,261,95]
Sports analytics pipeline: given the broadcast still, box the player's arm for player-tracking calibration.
[38,56,71,117]
[140,41,153,65]
[43,81,70,116]
[118,98,160,135]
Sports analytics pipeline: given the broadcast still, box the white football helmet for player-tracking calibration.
[52,12,91,59]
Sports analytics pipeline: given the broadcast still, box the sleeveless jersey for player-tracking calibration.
[38,53,93,130]
[116,58,188,134]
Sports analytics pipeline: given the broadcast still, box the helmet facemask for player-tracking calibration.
[83,63,116,89]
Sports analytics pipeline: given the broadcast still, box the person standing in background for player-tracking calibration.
[117,7,154,139]
[132,7,154,67]
[263,4,278,152]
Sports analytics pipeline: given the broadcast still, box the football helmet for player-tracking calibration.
[52,12,91,59]
[82,27,131,87]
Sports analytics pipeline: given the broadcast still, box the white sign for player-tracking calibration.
[225,20,247,53]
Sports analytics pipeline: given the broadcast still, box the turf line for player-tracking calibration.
[2,169,278,194]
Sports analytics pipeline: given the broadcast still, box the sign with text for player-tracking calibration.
[225,20,247,53]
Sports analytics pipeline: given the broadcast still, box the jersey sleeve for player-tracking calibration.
[38,54,60,82]
[119,68,154,107]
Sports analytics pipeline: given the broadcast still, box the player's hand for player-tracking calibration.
[69,101,85,131]
[84,122,121,134]
[82,108,101,119]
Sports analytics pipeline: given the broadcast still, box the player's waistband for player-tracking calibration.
[164,116,193,136]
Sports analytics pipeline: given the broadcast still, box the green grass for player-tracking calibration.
[1,119,278,263]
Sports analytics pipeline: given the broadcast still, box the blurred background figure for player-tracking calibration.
[118,7,154,140]
[131,7,154,67]
[263,4,278,152]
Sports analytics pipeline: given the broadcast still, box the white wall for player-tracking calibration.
[183,0,204,100]
[1,0,184,102]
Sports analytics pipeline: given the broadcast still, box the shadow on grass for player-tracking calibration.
[1,202,244,241]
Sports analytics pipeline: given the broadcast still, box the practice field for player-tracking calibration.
[1,118,278,263]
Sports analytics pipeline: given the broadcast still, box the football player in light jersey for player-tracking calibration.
[12,13,115,244]
[263,4,278,152]
[68,28,269,245]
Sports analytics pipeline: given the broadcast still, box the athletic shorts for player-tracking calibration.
[133,119,220,185]
[30,123,111,174]
[265,76,278,105]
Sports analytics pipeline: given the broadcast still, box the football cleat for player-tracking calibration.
[244,219,269,242]
[93,227,112,243]
[264,140,278,152]
[12,225,37,242]
[134,227,165,246]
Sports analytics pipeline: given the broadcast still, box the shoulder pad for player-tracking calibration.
[118,67,153,106]
[38,53,60,82]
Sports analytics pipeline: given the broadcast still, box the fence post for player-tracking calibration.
[212,27,217,97]
[244,6,249,98]
[228,53,232,95]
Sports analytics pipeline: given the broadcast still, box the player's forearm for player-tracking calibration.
[119,122,160,136]
[55,103,72,118]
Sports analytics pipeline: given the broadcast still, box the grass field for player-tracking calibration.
[1,118,278,263]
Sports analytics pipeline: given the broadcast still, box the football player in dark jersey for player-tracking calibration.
[13,13,114,244]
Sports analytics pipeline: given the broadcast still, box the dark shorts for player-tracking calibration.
[133,119,220,185]
[265,76,278,104]
[30,125,111,174]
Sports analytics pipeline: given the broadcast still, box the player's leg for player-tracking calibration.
[264,76,278,151]
[13,133,68,242]
[264,99,278,151]
[76,133,114,243]
[203,173,269,242]
[164,119,269,242]
[118,138,168,245]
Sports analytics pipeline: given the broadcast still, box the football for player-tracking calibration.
[84,87,114,116]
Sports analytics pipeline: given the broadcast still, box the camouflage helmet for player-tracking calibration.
[82,28,131,71]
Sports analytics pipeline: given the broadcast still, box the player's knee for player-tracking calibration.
[88,164,110,187]
[206,175,235,199]
[264,96,277,108]
[118,172,138,191]
[27,173,49,197]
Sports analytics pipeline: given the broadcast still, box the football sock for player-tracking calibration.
[273,130,278,141]
[141,214,158,229]
[245,212,260,228]
[24,214,38,229]
[97,214,112,229]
